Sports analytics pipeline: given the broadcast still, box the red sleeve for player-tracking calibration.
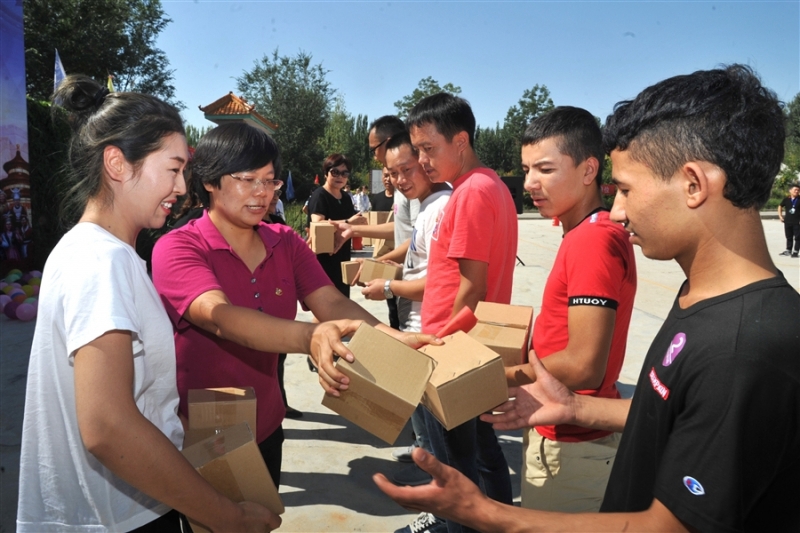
[151,228,222,329]
[446,178,496,264]
[564,222,631,306]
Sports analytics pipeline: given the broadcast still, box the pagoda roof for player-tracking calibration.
[199,92,278,133]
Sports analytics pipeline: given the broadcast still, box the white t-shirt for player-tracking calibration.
[393,190,420,244]
[275,199,285,219]
[17,223,183,533]
[400,189,452,332]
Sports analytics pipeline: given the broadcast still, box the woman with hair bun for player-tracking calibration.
[17,75,279,532]
[152,122,437,488]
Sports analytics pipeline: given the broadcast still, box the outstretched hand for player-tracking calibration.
[481,354,577,430]
[373,447,489,526]
[309,319,362,397]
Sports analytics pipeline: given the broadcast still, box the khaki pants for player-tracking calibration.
[521,428,620,512]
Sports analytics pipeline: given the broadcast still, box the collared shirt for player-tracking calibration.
[152,210,331,442]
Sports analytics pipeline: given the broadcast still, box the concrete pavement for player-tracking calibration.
[1,216,797,532]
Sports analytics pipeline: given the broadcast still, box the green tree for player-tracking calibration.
[393,76,462,119]
[237,49,334,201]
[503,85,555,171]
[24,0,180,107]
[319,97,371,188]
[185,124,213,148]
[474,124,516,175]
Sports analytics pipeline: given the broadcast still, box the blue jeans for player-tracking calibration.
[411,404,432,452]
[423,408,512,533]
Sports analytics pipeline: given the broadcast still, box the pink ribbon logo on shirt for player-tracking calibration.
[662,333,686,367]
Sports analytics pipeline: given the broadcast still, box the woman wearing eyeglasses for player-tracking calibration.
[151,124,433,488]
[307,154,365,297]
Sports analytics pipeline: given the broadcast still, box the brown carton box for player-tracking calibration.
[341,260,360,285]
[419,331,508,430]
[185,387,257,447]
[322,324,436,444]
[359,259,403,283]
[370,211,394,257]
[182,423,284,533]
[310,222,335,254]
[468,302,534,366]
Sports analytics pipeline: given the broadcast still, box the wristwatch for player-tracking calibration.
[383,280,394,300]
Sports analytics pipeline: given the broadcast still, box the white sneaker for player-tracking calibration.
[391,444,417,462]
[394,512,446,533]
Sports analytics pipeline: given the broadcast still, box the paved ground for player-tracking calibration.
[1,215,797,532]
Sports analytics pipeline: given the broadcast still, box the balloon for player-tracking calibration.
[2,285,14,294]
[21,273,32,283]
[11,282,21,289]
[0,294,11,312]
[15,303,36,321]
[22,285,34,297]
[7,269,22,276]
[12,293,27,304]
[29,270,42,278]
[0,282,6,289]
[29,278,41,286]
[32,285,40,296]
[23,297,37,304]
[4,301,20,320]
[5,273,21,283]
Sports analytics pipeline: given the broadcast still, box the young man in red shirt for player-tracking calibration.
[503,106,637,512]
[406,93,518,533]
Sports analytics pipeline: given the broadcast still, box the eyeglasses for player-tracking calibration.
[229,174,283,191]
[369,137,389,155]
[329,168,351,178]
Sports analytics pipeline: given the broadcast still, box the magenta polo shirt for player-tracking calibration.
[152,210,331,443]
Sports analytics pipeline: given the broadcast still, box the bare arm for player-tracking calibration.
[185,289,361,396]
[374,448,689,533]
[506,305,616,389]
[484,353,631,434]
[333,220,395,240]
[375,238,410,264]
[451,259,488,318]
[74,331,280,532]
[361,277,426,302]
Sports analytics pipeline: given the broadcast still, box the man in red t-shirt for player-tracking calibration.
[406,93,517,533]
[504,107,636,512]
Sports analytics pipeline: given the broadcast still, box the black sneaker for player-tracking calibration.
[793,252,799,258]
[391,464,433,486]
[780,250,792,256]
[395,512,447,533]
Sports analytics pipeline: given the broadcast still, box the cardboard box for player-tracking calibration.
[372,237,394,258]
[359,259,403,283]
[468,302,533,366]
[185,387,257,447]
[310,222,335,254]
[322,324,436,444]
[419,331,508,430]
[341,260,360,285]
[182,423,284,533]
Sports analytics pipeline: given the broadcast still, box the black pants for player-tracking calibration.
[386,296,400,329]
[128,509,182,533]
[258,425,285,489]
[784,222,800,252]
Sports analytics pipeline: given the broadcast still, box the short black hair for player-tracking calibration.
[369,115,406,142]
[189,122,281,209]
[603,64,785,209]
[385,131,415,152]
[522,106,604,186]
[323,153,352,176]
[406,93,476,147]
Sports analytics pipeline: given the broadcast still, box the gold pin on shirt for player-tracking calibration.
[275,288,283,296]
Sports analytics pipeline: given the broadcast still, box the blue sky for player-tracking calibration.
[158,1,799,130]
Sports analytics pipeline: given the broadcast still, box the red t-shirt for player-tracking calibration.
[534,210,637,442]
[152,211,331,443]
[421,168,518,333]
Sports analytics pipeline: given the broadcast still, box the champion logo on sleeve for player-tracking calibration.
[662,333,686,367]
[683,476,705,496]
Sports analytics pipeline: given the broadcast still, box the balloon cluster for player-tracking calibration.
[0,269,41,322]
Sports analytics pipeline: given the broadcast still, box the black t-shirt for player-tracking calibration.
[780,196,800,225]
[601,274,800,532]
[307,186,357,292]
[370,192,394,212]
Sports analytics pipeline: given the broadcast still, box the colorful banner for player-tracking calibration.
[0,0,32,268]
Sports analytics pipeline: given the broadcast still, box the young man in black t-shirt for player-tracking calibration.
[778,183,800,257]
[375,65,800,532]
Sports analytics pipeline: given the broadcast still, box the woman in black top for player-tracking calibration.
[307,154,364,296]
